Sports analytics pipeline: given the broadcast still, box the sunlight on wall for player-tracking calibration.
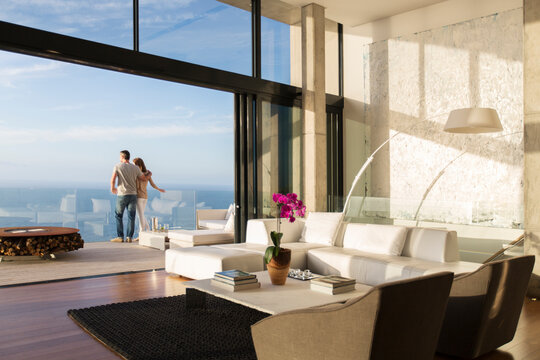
[388,39,420,119]
[424,44,470,116]
[362,9,523,230]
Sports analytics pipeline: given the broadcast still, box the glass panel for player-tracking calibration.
[260,101,302,218]
[261,0,300,85]
[0,0,132,48]
[140,0,251,75]
[261,16,290,84]
[0,51,233,242]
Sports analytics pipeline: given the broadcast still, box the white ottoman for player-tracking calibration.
[165,247,263,279]
[168,230,234,249]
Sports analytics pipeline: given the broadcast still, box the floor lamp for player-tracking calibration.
[342,107,504,216]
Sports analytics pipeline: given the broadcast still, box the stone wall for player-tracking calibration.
[358,9,523,228]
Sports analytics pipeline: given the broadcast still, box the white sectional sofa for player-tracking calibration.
[165,213,481,285]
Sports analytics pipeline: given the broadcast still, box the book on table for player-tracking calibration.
[214,270,256,281]
[310,283,356,295]
[211,279,261,292]
[310,275,356,288]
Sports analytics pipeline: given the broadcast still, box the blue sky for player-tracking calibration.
[0,0,290,189]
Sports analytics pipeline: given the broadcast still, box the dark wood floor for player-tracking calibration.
[0,271,188,360]
[0,271,539,360]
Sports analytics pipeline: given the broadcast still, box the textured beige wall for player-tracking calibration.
[345,9,523,229]
[524,0,540,280]
[369,9,522,226]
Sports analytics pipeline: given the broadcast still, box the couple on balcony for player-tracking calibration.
[110,150,165,243]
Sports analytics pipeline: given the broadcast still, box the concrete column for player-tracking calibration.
[302,3,327,212]
[524,0,540,295]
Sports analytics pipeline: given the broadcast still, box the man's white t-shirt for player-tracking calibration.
[114,162,143,196]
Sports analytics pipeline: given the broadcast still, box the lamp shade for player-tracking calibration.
[444,108,503,134]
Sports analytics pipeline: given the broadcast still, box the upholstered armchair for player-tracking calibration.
[251,272,454,360]
[437,255,535,359]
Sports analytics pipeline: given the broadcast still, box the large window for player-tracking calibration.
[261,0,300,85]
[0,0,132,48]
[259,101,302,217]
[261,16,291,84]
[0,51,233,242]
[140,0,251,75]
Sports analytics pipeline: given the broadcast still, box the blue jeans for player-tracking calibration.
[115,195,137,239]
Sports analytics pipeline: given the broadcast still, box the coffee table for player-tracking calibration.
[185,271,372,315]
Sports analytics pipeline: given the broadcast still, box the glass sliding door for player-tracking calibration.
[259,100,302,218]
[327,109,344,211]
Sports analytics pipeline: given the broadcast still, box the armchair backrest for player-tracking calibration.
[368,271,454,360]
[251,271,454,360]
[437,255,535,358]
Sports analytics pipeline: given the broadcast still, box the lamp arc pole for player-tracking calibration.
[342,131,401,214]
[341,108,504,217]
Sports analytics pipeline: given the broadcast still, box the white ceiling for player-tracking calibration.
[270,0,449,26]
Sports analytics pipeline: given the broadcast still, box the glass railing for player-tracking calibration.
[0,188,234,243]
[337,195,524,263]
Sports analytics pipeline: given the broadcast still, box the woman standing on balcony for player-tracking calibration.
[133,157,165,240]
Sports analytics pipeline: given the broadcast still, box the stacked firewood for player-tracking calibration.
[0,233,84,256]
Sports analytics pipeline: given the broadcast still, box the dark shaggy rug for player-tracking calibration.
[67,294,270,360]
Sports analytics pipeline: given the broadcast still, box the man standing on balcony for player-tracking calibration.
[110,150,151,243]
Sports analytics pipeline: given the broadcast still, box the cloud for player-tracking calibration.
[0,122,232,144]
[133,109,195,121]
[0,61,62,87]
[47,104,88,112]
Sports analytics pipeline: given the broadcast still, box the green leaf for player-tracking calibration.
[273,246,280,257]
[270,231,283,248]
[264,246,275,264]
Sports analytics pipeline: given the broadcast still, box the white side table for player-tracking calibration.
[139,231,169,251]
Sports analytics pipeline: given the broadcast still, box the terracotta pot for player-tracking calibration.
[267,247,291,285]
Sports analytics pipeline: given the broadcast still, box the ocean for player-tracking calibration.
[0,187,234,242]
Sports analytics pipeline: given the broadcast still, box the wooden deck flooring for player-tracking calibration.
[0,241,165,286]
[0,271,538,360]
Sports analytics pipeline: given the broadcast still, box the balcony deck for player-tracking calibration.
[0,241,165,287]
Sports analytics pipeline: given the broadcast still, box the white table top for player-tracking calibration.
[185,271,373,315]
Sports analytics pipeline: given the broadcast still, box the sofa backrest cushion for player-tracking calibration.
[300,212,343,245]
[246,218,305,245]
[402,228,459,262]
[343,224,407,256]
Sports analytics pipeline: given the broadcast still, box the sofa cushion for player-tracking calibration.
[211,242,327,270]
[198,219,227,230]
[168,229,234,247]
[246,219,305,245]
[300,212,343,245]
[402,228,459,262]
[343,224,407,256]
[307,246,480,286]
[212,243,267,255]
[165,247,263,279]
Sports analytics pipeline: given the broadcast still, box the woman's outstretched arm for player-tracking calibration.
[149,177,165,193]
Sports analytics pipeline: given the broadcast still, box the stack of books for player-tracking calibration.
[211,270,261,292]
[310,275,356,295]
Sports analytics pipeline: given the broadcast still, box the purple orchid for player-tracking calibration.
[265,192,307,264]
